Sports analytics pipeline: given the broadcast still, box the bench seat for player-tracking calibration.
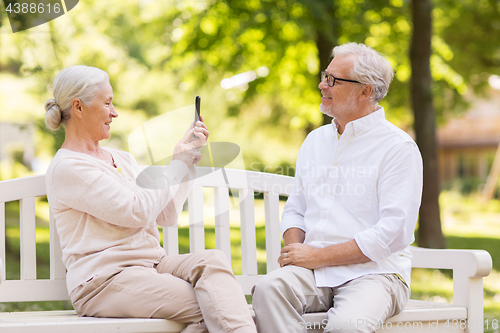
[0,310,185,333]
[303,300,467,332]
[0,299,467,333]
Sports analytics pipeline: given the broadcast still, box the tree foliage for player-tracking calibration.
[2,0,498,136]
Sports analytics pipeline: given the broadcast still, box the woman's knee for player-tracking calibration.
[201,249,230,267]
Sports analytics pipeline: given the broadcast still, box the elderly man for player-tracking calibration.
[252,43,423,333]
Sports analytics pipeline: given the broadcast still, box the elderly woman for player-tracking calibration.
[44,65,257,333]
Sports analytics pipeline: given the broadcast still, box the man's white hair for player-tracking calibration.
[333,43,394,104]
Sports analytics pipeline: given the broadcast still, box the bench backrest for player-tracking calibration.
[0,167,294,302]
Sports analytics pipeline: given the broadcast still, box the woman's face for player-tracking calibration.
[80,81,118,141]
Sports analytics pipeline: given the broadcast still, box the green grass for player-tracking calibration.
[1,190,499,332]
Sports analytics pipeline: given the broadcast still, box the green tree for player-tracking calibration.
[437,0,500,95]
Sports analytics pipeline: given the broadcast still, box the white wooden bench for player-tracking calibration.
[0,167,493,333]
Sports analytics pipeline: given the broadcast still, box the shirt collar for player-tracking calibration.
[331,107,385,137]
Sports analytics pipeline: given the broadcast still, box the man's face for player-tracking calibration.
[318,55,360,120]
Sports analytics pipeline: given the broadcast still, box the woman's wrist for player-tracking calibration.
[166,160,189,185]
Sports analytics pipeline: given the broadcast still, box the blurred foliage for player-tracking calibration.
[0,0,499,175]
[442,177,486,195]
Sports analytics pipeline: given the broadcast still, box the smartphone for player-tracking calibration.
[195,96,201,122]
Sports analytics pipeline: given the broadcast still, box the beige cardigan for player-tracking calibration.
[46,147,194,294]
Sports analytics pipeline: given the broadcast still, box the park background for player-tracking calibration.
[1,0,500,330]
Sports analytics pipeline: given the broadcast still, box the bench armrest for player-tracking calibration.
[410,246,492,277]
[410,246,492,333]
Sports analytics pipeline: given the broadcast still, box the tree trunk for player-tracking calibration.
[316,31,336,126]
[410,0,446,248]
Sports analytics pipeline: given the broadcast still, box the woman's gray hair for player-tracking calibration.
[333,43,394,105]
[44,65,109,131]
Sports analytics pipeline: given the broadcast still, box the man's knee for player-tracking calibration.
[254,272,284,295]
[253,266,315,304]
[252,270,297,309]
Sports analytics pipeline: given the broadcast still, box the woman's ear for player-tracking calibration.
[71,98,84,119]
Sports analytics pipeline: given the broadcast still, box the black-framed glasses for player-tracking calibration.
[321,71,361,87]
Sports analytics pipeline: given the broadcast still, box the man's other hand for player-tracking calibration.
[278,243,321,269]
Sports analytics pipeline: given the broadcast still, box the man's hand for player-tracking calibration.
[278,239,372,270]
[278,243,321,269]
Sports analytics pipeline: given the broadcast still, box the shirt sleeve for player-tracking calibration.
[115,151,191,227]
[155,163,196,227]
[280,144,308,237]
[51,157,189,228]
[354,142,423,263]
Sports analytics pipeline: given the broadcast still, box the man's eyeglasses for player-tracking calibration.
[321,71,361,87]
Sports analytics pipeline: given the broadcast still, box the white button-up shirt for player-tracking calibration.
[280,108,423,288]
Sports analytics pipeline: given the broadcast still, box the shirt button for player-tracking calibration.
[333,163,338,166]
[329,191,332,195]
[322,215,326,219]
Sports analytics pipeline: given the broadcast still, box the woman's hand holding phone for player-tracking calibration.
[172,96,209,166]
[192,115,209,149]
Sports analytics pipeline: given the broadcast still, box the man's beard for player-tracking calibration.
[319,91,357,119]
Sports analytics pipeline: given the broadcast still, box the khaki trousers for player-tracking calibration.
[252,266,410,333]
[70,249,256,333]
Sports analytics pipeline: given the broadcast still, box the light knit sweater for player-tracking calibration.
[46,147,194,294]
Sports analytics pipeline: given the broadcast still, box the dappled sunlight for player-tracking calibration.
[440,190,500,238]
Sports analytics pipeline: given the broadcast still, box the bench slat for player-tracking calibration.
[163,225,179,256]
[0,202,5,280]
[0,302,468,333]
[0,280,69,302]
[0,310,185,333]
[264,192,281,273]
[239,189,257,276]
[246,171,295,196]
[193,168,248,189]
[20,197,37,280]
[188,186,205,253]
[49,210,66,280]
[0,175,46,202]
[236,275,262,295]
[214,187,231,264]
